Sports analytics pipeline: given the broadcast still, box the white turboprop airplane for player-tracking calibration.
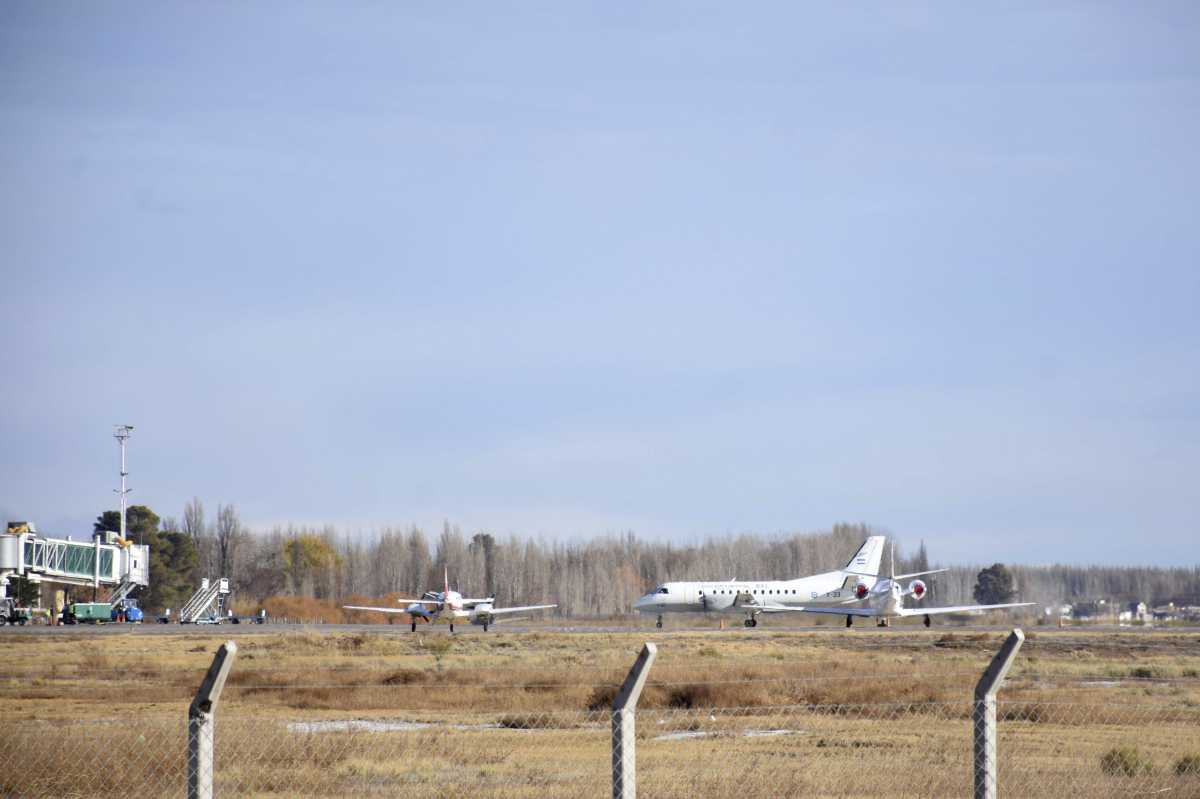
[343,568,556,632]
[634,536,891,629]
[748,543,1034,628]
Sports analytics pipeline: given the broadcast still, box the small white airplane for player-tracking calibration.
[343,568,556,632]
[748,543,1034,628]
[634,536,891,629]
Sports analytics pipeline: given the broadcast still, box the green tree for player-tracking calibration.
[95,506,198,612]
[974,563,1016,605]
[282,534,341,597]
[8,575,39,606]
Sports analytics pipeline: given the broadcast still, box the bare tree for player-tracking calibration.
[182,497,211,578]
[214,503,242,580]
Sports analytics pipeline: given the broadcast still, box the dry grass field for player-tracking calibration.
[2,626,1198,796]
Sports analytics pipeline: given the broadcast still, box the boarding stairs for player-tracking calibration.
[105,577,140,607]
[179,577,230,623]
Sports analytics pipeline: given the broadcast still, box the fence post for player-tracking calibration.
[612,642,657,799]
[188,640,237,799]
[974,629,1024,799]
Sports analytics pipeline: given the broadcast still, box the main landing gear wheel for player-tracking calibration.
[411,621,417,632]
[483,623,489,632]
[449,623,455,633]
[655,615,663,629]
[924,614,931,628]
[876,618,891,628]
[846,615,853,628]
[743,617,758,628]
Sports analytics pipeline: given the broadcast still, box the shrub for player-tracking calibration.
[584,684,618,711]
[1175,754,1200,777]
[498,713,561,730]
[667,684,715,709]
[1100,747,1153,777]
[1130,666,1157,679]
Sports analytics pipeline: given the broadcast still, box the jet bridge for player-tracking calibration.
[0,523,149,598]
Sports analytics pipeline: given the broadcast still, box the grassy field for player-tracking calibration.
[2,626,1198,796]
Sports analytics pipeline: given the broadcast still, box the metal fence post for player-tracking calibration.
[612,642,658,799]
[188,640,237,799]
[974,628,1023,799]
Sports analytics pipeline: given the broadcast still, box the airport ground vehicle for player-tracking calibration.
[70,602,113,623]
[0,597,31,625]
[110,598,144,623]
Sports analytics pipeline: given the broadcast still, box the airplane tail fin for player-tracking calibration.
[844,536,886,576]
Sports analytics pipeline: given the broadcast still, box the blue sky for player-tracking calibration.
[2,2,1197,565]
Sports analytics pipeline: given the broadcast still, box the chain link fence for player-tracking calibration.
[2,632,1198,797]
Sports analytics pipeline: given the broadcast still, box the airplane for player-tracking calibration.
[343,568,556,632]
[746,542,1034,628]
[634,536,891,629]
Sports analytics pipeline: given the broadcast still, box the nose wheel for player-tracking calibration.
[743,617,758,628]
[846,615,853,628]
[655,615,663,628]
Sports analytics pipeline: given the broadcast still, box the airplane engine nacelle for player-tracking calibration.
[470,604,494,625]
[907,580,927,600]
[854,583,870,600]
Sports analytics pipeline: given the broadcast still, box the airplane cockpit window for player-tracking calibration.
[656,586,669,594]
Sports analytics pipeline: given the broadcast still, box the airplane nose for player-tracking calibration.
[634,594,652,611]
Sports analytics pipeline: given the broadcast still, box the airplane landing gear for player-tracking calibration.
[411,621,417,632]
[845,615,853,628]
[876,618,891,628]
[449,623,455,633]
[655,615,663,629]
[923,614,931,628]
[743,617,758,628]
[483,623,489,632]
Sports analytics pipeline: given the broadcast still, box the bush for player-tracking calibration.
[667,684,715,709]
[1176,754,1200,777]
[584,684,618,711]
[1101,747,1153,777]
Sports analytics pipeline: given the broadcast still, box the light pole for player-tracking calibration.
[113,425,134,543]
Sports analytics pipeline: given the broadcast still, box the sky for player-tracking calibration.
[1,2,1197,566]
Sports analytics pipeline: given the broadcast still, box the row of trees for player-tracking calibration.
[93,505,1200,615]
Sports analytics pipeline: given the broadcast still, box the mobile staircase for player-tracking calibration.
[105,576,140,606]
[179,577,230,623]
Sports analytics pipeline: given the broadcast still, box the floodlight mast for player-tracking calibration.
[113,425,134,543]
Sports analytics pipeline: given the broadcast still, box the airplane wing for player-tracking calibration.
[484,604,557,616]
[743,603,880,617]
[342,604,431,614]
[743,602,1034,617]
[893,602,1035,617]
